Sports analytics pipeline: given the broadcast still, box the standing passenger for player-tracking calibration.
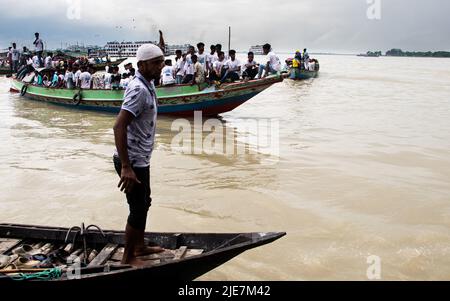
[11,43,20,73]
[113,44,165,267]
[33,33,44,67]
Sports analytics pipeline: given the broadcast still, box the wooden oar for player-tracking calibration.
[0,268,51,274]
[0,263,133,275]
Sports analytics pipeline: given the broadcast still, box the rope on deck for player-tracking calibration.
[10,268,63,281]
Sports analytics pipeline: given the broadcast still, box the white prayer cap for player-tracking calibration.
[136,44,164,62]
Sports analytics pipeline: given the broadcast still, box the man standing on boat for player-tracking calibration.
[113,43,165,267]
[33,32,44,67]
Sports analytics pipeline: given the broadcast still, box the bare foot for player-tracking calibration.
[135,246,165,257]
[122,257,149,268]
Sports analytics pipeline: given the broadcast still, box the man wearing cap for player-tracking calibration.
[113,43,165,267]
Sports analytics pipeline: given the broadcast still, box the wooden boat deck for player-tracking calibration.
[0,224,286,284]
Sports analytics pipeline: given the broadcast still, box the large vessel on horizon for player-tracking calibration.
[105,41,191,57]
[249,45,264,55]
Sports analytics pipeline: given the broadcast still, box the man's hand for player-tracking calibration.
[118,166,141,193]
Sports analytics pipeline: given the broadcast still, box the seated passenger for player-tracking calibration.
[192,55,205,85]
[221,50,241,83]
[51,71,59,87]
[182,57,195,84]
[161,59,176,86]
[111,67,122,90]
[33,71,43,86]
[79,66,92,89]
[64,67,75,89]
[209,51,226,82]
[92,71,105,89]
[242,52,259,80]
[257,43,281,78]
[44,53,53,69]
[120,73,131,89]
[17,56,34,80]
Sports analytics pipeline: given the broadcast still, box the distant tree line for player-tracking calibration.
[385,48,450,58]
[366,51,382,57]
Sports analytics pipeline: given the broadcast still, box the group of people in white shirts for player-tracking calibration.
[159,43,282,86]
[18,38,283,90]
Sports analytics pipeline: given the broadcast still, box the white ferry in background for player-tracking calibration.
[249,45,264,55]
[105,41,158,57]
[105,41,192,57]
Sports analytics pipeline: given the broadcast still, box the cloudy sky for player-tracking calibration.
[0,0,449,53]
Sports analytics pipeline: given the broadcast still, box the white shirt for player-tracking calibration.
[213,60,225,73]
[32,56,40,69]
[34,38,44,52]
[74,70,82,85]
[207,53,217,68]
[175,59,186,76]
[266,51,281,72]
[64,71,74,82]
[79,72,91,89]
[11,49,20,61]
[104,73,112,89]
[183,62,194,75]
[225,58,241,72]
[194,62,205,83]
[44,56,52,68]
[161,66,175,85]
[244,59,258,69]
[196,52,208,69]
[186,53,193,64]
[120,77,131,89]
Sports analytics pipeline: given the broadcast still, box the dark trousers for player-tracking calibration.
[243,67,258,80]
[209,69,227,82]
[182,74,194,84]
[12,60,19,73]
[18,65,33,80]
[113,156,151,230]
[221,71,240,83]
[36,51,43,67]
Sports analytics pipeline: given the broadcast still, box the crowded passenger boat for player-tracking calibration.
[5,32,285,91]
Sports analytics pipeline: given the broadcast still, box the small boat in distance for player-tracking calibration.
[0,223,286,287]
[284,58,320,80]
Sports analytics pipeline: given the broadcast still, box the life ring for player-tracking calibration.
[20,85,28,96]
[73,91,82,105]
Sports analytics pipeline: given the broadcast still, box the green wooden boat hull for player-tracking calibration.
[10,75,283,116]
[289,68,319,80]
[0,68,12,75]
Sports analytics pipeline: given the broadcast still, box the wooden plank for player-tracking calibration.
[185,249,204,258]
[138,250,175,261]
[173,246,188,260]
[88,244,118,267]
[110,247,124,261]
[0,239,22,254]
